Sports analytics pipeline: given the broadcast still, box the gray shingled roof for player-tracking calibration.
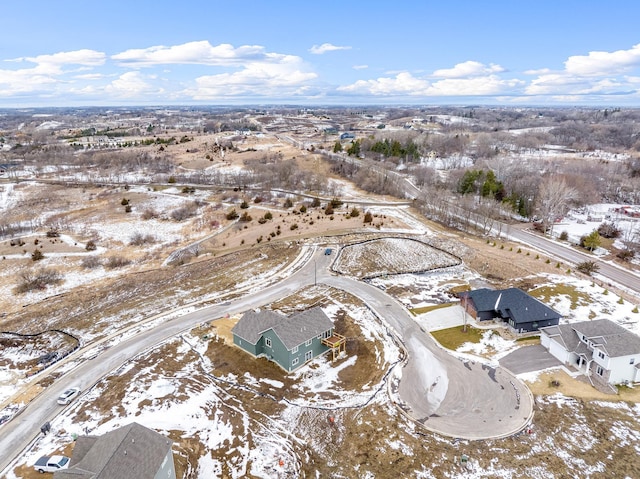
[572,319,640,357]
[54,422,172,479]
[541,319,640,358]
[232,307,333,350]
[463,287,561,325]
[231,310,285,345]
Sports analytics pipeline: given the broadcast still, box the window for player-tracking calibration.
[323,330,332,339]
[631,358,636,365]
[305,350,312,362]
[265,337,272,348]
[292,345,298,354]
[598,351,605,359]
[305,339,312,347]
[596,366,604,376]
[291,358,299,367]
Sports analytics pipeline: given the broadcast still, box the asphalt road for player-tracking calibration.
[507,226,640,295]
[0,245,533,472]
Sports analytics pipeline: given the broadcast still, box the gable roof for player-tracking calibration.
[541,319,640,358]
[463,287,561,325]
[232,307,333,350]
[54,423,172,479]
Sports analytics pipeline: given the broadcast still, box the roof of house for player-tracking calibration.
[54,422,172,479]
[232,307,333,350]
[463,287,561,324]
[541,319,640,358]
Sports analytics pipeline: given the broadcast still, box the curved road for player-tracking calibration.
[0,246,532,473]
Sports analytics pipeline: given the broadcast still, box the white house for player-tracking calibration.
[540,319,640,387]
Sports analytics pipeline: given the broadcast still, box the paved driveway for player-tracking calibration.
[499,345,562,374]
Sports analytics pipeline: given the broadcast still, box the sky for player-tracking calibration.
[2,0,640,107]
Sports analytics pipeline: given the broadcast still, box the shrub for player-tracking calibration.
[616,249,635,262]
[15,268,63,293]
[105,255,131,269]
[226,208,239,220]
[46,230,60,238]
[324,204,334,215]
[31,249,44,261]
[240,200,249,209]
[576,260,599,275]
[299,205,307,213]
[311,197,321,208]
[239,211,252,222]
[330,197,343,208]
[618,297,624,304]
[124,204,132,213]
[632,306,639,314]
[168,176,176,183]
[141,208,159,220]
[182,186,196,194]
[85,240,97,251]
[258,217,267,224]
[81,256,101,269]
[363,211,373,224]
[170,202,199,221]
[283,198,293,208]
[597,222,621,239]
[559,230,569,241]
[254,197,263,204]
[121,198,129,206]
[349,207,360,218]
[264,211,273,220]
[129,233,156,246]
[290,223,298,230]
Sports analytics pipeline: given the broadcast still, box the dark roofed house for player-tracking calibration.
[541,319,640,387]
[460,287,561,333]
[232,306,344,371]
[54,422,175,479]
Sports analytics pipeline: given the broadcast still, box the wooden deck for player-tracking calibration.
[321,333,346,361]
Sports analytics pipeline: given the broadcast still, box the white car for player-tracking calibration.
[56,387,80,405]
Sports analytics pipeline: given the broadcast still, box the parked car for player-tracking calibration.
[56,387,80,405]
[34,455,69,473]
[324,248,332,255]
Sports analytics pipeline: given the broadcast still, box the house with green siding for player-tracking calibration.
[232,307,336,372]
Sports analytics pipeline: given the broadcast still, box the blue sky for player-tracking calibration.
[2,0,640,107]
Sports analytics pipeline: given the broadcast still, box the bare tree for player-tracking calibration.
[535,177,578,236]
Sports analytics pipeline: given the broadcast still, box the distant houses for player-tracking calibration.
[460,287,561,333]
[54,422,175,479]
[540,319,640,386]
[232,307,345,371]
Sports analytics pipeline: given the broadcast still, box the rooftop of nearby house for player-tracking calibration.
[462,287,561,324]
[232,306,334,350]
[54,422,172,479]
[541,319,640,358]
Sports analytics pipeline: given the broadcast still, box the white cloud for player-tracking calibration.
[309,43,351,55]
[0,49,107,98]
[105,71,160,98]
[564,43,640,76]
[524,68,551,75]
[352,64,368,70]
[185,56,317,99]
[432,61,505,79]
[23,49,106,69]
[338,71,522,96]
[338,72,429,95]
[112,41,269,66]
